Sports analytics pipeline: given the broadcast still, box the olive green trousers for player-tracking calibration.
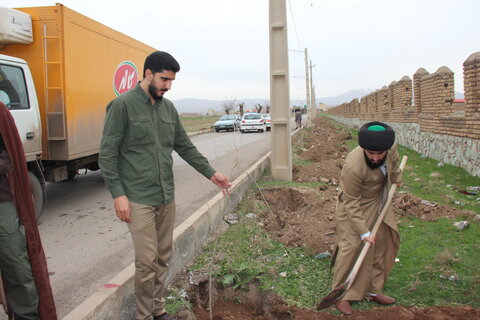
[0,201,39,320]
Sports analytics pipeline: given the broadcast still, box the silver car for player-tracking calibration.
[214,114,241,132]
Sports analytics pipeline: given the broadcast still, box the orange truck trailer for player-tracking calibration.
[0,4,157,218]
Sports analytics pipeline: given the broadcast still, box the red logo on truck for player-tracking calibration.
[113,61,138,96]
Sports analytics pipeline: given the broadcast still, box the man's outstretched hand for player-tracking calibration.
[210,172,232,196]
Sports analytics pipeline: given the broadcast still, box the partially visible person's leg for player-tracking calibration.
[128,202,159,320]
[0,201,39,320]
[152,202,176,318]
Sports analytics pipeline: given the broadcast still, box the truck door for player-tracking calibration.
[0,62,41,161]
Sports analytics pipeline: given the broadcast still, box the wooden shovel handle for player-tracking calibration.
[345,155,408,289]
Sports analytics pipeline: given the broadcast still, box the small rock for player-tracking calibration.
[430,172,441,178]
[225,214,239,225]
[474,215,480,222]
[279,272,287,278]
[314,251,331,259]
[420,200,436,207]
[320,177,329,183]
[449,275,459,281]
[246,213,256,218]
[327,215,334,221]
[331,178,338,186]
[257,222,264,227]
[453,201,465,206]
[319,185,328,191]
[453,221,469,230]
[395,258,400,263]
[437,162,444,167]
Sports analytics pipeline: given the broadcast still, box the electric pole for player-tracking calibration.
[269,0,292,181]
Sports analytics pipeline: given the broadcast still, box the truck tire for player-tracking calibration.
[28,172,44,221]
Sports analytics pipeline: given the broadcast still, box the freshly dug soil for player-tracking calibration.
[182,117,478,319]
[184,276,479,320]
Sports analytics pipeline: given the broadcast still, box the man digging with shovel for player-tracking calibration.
[330,121,402,315]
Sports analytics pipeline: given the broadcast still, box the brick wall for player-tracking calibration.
[328,52,480,140]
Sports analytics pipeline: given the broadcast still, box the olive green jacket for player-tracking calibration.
[99,84,216,205]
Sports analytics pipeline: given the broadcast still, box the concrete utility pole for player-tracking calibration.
[307,59,315,126]
[304,48,311,114]
[269,0,292,181]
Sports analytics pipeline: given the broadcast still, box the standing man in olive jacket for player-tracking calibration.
[332,121,402,315]
[99,51,231,320]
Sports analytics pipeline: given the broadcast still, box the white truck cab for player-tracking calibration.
[0,54,42,161]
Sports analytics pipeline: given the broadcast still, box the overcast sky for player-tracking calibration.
[1,0,479,101]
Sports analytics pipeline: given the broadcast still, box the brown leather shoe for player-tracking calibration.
[335,300,352,315]
[371,294,395,305]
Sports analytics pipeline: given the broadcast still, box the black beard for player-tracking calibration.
[148,83,164,101]
[364,152,387,169]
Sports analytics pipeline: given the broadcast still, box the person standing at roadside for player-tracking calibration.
[99,51,231,320]
[0,102,57,320]
[332,121,402,315]
[295,108,302,129]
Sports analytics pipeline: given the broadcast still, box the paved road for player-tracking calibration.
[33,130,271,318]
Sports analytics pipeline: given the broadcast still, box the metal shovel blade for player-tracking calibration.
[316,280,349,310]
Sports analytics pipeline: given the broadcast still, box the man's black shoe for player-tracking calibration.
[153,313,176,320]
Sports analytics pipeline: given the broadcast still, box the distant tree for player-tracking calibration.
[266,104,270,113]
[238,102,245,116]
[256,104,263,113]
[222,98,237,115]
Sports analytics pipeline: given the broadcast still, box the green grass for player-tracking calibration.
[164,288,191,314]
[398,145,480,214]
[389,216,480,307]
[179,115,218,132]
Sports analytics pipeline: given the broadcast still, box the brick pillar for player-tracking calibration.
[463,52,480,117]
[352,98,359,116]
[371,91,378,114]
[388,81,396,110]
[434,66,455,116]
[378,86,388,113]
[414,68,429,113]
[360,96,367,117]
[398,75,413,109]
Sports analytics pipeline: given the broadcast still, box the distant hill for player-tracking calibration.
[172,89,466,113]
[317,88,374,107]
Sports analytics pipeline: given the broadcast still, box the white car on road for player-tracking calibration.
[240,113,266,133]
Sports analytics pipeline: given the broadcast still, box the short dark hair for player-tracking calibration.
[143,51,180,77]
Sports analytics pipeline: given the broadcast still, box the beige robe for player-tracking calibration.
[332,145,402,300]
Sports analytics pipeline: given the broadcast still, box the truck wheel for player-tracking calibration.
[28,172,44,221]
[67,170,77,180]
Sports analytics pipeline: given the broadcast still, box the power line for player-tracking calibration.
[288,0,302,49]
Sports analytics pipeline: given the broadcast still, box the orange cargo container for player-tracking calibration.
[1,4,156,162]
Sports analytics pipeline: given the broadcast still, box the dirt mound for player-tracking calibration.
[394,192,475,221]
[258,186,337,254]
[293,160,343,183]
